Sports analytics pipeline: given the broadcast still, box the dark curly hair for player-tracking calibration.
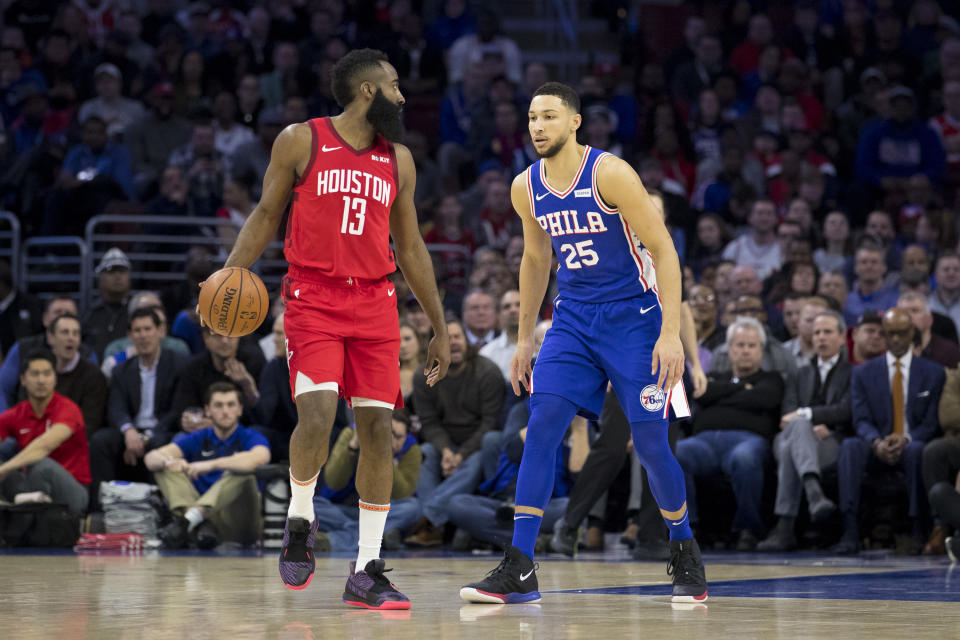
[330,48,389,108]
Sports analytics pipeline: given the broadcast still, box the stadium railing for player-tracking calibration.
[0,211,20,283]
[20,236,89,313]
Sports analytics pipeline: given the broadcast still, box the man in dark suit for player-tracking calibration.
[759,310,853,551]
[88,308,189,506]
[835,308,946,554]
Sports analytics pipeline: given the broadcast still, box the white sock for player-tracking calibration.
[356,500,390,572]
[184,507,204,532]
[287,470,318,522]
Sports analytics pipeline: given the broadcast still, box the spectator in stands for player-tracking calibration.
[729,264,763,299]
[671,34,723,113]
[898,292,960,368]
[438,63,488,186]
[929,79,960,190]
[817,270,848,310]
[211,90,255,160]
[474,178,520,251]
[849,311,885,365]
[427,0,475,52]
[424,194,476,304]
[146,381,270,549]
[167,326,265,440]
[31,314,107,438]
[722,199,782,279]
[813,211,852,275]
[76,63,145,139]
[228,106,283,199]
[258,41,298,109]
[835,308,945,554]
[82,247,132,362]
[447,9,521,85]
[781,295,812,364]
[0,350,90,517]
[90,307,189,502]
[398,321,424,407]
[405,321,504,546]
[124,82,191,198]
[168,120,226,219]
[844,243,900,326]
[405,130,443,213]
[929,253,960,335]
[0,258,41,357]
[102,291,190,365]
[479,289,519,380]
[710,294,796,381]
[215,171,257,247]
[449,416,587,549]
[759,310,852,551]
[43,115,133,236]
[314,410,422,552]
[854,86,945,211]
[461,290,498,347]
[689,284,723,372]
[254,312,296,461]
[677,316,785,551]
[926,366,960,556]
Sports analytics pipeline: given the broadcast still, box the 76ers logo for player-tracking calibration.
[640,384,665,412]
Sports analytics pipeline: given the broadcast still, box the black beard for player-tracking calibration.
[366,89,404,142]
[535,133,569,158]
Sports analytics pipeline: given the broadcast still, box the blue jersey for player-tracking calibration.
[525,146,658,303]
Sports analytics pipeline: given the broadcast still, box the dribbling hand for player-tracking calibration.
[510,341,535,396]
[652,333,684,392]
[424,331,451,387]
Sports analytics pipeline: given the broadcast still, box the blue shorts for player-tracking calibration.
[531,292,691,423]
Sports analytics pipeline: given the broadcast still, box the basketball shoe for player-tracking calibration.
[343,559,411,610]
[667,538,708,603]
[460,545,542,604]
[278,517,318,590]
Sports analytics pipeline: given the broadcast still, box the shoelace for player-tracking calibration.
[485,555,539,579]
[368,565,398,589]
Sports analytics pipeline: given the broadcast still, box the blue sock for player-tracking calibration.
[511,393,580,560]
[630,419,694,541]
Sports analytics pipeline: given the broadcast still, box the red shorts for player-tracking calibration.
[282,266,402,408]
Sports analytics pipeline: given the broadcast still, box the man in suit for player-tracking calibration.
[88,308,189,506]
[759,310,853,551]
[835,307,946,554]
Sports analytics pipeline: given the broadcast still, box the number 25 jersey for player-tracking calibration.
[525,146,659,303]
[285,117,399,279]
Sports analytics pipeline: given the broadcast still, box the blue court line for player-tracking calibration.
[547,567,960,602]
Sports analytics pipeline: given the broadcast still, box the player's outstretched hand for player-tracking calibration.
[424,331,451,387]
[195,279,207,328]
[652,333,684,392]
[510,341,535,396]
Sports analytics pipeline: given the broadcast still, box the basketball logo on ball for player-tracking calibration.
[198,267,269,338]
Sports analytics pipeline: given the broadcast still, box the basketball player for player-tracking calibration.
[460,83,708,604]
[207,49,450,610]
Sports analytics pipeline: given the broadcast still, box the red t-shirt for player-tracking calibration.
[285,117,399,280]
[0,393,91,484]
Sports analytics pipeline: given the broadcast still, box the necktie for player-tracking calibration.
[892,359,904,435]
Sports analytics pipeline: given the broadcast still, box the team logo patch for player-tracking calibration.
[640,384,665,412]
[574,188,592,198]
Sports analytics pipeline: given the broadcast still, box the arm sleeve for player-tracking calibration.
[391,445,422,500]
[458,361,505,457]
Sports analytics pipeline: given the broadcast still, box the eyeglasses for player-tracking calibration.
[690,295,715,303]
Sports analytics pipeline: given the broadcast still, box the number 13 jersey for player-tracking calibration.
[285,117,399,279]
[525,146,658,303]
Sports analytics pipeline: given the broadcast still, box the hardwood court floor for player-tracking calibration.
[1,550,959,640]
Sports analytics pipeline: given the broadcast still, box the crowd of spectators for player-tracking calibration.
[0,0,959,559]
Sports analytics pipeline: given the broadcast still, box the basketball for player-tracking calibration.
[198,267,269,338]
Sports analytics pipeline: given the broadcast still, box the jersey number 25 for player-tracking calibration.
[340,196,366,235]
[560,240,599,270]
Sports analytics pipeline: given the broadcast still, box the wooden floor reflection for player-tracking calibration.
[1,552,958,639]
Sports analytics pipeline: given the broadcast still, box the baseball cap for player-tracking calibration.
[888,85,915,103]
[856,310,882,326]
[96,247,131,273]
[859,67,885,86]
[94,63,122,80]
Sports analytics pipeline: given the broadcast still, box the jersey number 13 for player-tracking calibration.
[340,196,367,235]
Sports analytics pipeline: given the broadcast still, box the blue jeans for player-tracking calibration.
[675,430,770,534]
[447,494,569,546]
[416,431,502,527]
[312,496,421,551]
[0,437,17,462]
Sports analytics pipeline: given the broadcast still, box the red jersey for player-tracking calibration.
[0,393,90,484]
[286,117,399,280]
[930,114,960,168]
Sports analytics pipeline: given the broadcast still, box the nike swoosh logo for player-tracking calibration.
[639,305,657,314]
[520,569,534,581]
[200,450,215,456]
[387,288,395,296]
[535,192,549,200]
[322,145,341,152]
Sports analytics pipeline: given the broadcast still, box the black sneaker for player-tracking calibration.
[343,559,411,610]
[279,517,318,590]
[192,520,219,550]
[667,538,708,603]
[158,515,189,549]
[460,545,541,604]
